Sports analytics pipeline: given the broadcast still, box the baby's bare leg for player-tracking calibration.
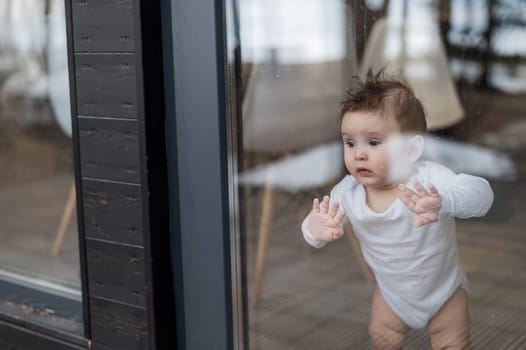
[427,288,470,350]
[369,287,410,350]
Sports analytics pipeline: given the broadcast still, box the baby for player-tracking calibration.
[301,70,494,350]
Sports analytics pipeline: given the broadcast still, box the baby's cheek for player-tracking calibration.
[376,152,390,170]
[343,157,354,174]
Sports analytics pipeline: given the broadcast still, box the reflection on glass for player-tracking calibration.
[234,0,526,348]
[0,0,80,320]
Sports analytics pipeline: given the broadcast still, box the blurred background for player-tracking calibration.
[235,0,526,348]
[0,0,79,301]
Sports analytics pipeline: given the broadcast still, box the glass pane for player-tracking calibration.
[0,0,81,328]
[232,0,526,348]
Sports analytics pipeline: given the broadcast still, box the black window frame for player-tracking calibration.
[162,0,246,349]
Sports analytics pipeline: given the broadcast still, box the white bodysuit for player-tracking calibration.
[302,161,494,329]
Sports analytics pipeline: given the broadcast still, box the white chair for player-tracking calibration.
[359,0,465,130]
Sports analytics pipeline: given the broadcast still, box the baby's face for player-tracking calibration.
[341,111,404,190]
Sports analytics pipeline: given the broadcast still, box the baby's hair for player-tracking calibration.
[341,68,427,132]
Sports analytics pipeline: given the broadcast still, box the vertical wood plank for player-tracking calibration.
[90,298,148,350]
[86,239,147,307]
[79,117,140,183]
[82,179,143,245]
[72,0,135,52]
[75,54,138,118]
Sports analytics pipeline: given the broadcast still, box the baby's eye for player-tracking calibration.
[345,141,355,147]
[369,140,382,147]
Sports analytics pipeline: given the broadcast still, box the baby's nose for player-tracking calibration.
[354,148,367,160]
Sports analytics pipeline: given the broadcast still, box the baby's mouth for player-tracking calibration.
[357,167,373,176]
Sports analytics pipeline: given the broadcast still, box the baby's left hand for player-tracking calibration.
[398,179,442,228]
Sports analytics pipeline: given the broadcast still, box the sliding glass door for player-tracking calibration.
[233,0,526,349]
[0,0,82,335]
[166,1,526,349]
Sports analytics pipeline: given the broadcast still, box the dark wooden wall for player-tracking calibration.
[66,0,175,349]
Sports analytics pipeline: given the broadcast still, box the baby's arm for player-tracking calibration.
[437,173,494,219]
[302,196,347,248]
[399,165,494,227]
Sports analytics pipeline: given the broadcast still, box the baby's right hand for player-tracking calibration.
[307,196,346,242]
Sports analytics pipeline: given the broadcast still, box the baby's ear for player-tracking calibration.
[408,135,424,162]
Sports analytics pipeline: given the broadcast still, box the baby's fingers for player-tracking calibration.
[320,196,330,214]
[332,228,344,240]
[326,210,346,227]
[414,212,438,227]
[429,183,441,197]
[328,202,340,217]
[400,195,416,212]
[325,227,344,241]
[312,198,320,213]
[414,217,428,228]
[398,184,417,211]
[412,178,430,196]
[415,216,433,228]
[335,210,346,224]
[399,184,420,201]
